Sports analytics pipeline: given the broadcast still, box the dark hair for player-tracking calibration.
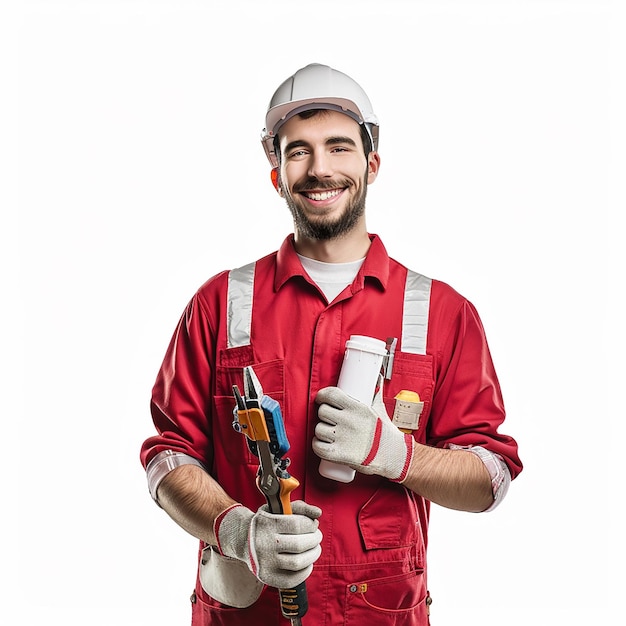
[273,109,373,165]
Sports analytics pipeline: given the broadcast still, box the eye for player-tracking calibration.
[287,149,308,159]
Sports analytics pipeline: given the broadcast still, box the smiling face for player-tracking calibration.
[276,110,380,242]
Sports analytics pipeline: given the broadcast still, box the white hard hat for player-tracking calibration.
[261,63,380,167]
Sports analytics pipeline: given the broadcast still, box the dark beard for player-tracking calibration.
[284,174,368,241]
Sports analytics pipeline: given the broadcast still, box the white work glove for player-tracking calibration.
[214,501,323,590]
[313,379,415,483]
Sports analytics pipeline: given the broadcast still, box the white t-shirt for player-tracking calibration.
[297,254,365,302]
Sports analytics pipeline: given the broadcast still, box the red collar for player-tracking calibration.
[274,234,390,293]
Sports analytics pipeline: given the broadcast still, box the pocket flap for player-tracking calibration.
[358,484,419,550]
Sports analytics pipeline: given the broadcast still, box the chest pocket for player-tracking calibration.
[214,343,286,466]
[383,352,434,444]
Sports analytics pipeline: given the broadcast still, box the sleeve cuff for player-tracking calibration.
[448,444,512,512]
[145,450,206,503]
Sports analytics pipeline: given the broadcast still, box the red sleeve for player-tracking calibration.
[139,291,216,470]
[428,287,523,479]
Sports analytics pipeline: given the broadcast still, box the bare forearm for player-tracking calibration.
[403,444,493,512]
[156,464,237,544]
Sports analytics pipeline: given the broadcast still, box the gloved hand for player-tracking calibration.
[214,500,323,590]
[313,379,414,483]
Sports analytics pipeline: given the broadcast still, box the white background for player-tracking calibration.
[4,0,623,624]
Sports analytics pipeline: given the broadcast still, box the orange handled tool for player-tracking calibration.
[232,366,308,624]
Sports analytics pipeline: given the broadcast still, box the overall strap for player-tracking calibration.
[401,270,432,355]
[227,261,256,348]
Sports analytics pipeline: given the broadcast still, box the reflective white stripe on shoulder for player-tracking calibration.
[227,262,256,348]
[402,270,432,355]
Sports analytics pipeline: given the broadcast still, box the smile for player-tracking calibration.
[302,189,343,201]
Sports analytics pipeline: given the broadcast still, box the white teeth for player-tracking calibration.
[305,189,341,201]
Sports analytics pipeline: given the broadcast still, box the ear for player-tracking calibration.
[366,152,381,184]
[270,168,283,196]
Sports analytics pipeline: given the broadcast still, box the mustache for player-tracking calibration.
[294,178,351,193]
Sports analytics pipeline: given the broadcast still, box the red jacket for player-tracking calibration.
[141,234,522,625]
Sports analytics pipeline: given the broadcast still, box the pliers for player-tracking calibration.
[232,366,308,624]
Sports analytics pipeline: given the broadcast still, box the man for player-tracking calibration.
[140,63,522,625]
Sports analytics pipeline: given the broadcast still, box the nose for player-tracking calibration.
[307,149,334,179]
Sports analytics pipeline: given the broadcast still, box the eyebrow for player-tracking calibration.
[284,136,358,154]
